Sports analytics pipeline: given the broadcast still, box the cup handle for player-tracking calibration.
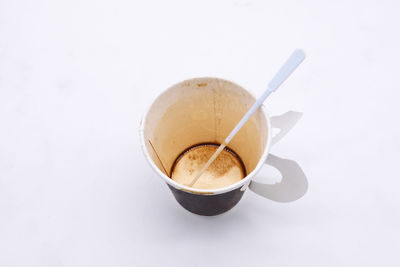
[271,111,302,146]
[248,154,308,202]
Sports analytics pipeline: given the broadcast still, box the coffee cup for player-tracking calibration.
[139,77,307,216]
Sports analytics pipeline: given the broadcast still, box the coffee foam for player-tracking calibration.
[171,144,245,190]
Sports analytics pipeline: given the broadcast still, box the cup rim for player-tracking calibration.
[139,77,272,195]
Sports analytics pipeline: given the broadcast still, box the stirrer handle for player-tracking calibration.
[224,49,305,144]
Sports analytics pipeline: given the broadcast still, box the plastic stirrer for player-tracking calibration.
[187,49,306,187]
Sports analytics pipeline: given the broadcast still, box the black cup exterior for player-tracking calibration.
[167,184,245,216]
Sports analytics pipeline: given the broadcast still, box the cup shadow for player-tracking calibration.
[249,154,308,203]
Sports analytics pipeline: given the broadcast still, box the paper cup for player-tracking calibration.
[140,77,307,216]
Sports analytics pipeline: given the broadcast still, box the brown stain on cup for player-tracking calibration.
[197,83,207,87]
[170,143,247,190]
[187,146,237,177]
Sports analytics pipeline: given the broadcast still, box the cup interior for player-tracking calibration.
[142,78,269,189]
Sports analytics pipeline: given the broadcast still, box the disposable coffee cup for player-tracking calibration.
[139,77,307,216]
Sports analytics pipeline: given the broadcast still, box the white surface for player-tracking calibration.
[0,0,399,266]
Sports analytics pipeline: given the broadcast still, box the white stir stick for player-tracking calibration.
[187,49,306,187]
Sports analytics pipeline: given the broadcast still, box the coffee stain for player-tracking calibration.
[170,143,247,182]
[190,146,236,177]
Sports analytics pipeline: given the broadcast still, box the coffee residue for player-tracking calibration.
[188,146,236,177]
[171,143,246,189]
[170,143,246,190]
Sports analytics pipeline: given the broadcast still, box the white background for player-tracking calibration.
[1,0,399,266]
